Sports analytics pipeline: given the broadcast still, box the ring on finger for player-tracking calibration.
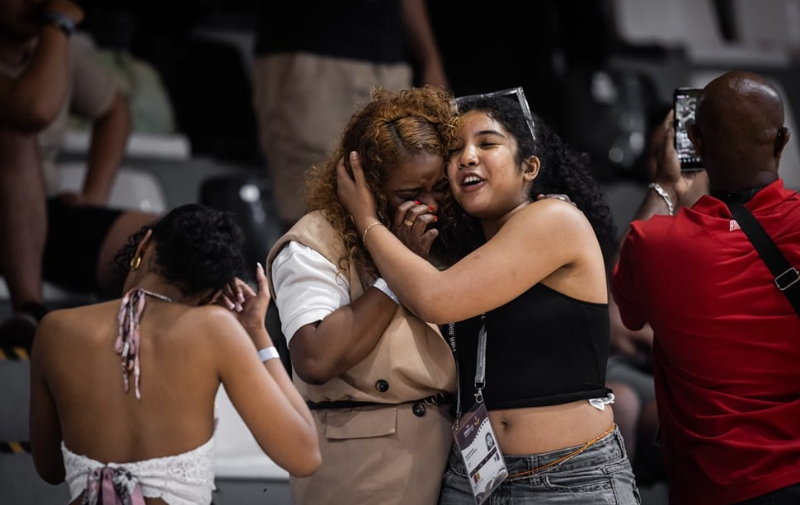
[403,219,414,227]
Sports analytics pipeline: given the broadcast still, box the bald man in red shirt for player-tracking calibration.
[613,71,800,505]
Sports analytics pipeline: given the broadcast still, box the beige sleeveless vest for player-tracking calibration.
[267,211,456,403]
[267,211,457,505]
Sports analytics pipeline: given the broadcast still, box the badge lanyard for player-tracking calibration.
[448,314,488,424]
[448,315,507,505]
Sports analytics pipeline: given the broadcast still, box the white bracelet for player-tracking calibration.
[648,182,674,215]
[372,277,399,304]
[258,346,280,362]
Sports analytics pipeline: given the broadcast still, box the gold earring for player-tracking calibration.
[130,256,142,271]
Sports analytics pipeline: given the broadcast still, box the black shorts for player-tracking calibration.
[42,197,124,292]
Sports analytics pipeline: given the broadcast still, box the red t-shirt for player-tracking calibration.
[613,179,800,505]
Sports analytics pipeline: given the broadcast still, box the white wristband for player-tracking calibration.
[372,277,399,304]
[648,182,674,215]
[258,346,280,362]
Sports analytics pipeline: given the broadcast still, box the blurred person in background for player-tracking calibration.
[0,0,155,345]
[253,0,448,230]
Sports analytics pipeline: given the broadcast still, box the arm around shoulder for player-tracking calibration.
[387,200,595,323]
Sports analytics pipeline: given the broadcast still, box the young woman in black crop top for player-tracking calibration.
[338,88,640,504]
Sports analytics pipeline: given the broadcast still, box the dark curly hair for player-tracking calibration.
[303,85,458,275]
[112,204,246,295]
[438,94,618,273]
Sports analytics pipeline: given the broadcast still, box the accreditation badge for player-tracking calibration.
[453,401,507,504]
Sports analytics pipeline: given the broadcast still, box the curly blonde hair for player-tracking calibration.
[303,85,457,275]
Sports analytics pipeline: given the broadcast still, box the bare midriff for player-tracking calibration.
[490,400,615,455]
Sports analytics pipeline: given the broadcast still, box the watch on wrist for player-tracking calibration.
[41,10,76,37]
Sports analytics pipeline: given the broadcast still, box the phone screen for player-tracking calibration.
[673,88,703,170]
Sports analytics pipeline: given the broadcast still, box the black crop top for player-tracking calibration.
[448,283,612,412]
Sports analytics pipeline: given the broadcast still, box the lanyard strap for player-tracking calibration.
[474,315,487,402]
[448,314,487,421]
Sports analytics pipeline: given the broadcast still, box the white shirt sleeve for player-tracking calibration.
[271,241,351,344]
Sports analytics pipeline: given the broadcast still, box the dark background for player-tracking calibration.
[74,0,800,186]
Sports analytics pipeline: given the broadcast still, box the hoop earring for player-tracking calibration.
[130,256,142,271]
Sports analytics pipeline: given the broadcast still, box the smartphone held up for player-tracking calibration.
[673,87,703,171]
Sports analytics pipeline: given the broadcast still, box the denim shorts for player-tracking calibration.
[438,425,641,504]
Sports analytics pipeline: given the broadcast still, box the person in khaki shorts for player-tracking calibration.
[253,0,448,230]
[0,0,156,345]
[267,86,457,505]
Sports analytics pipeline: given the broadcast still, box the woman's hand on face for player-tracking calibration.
[391,200,439,260]
[240,263,272,336]
[336,151,378,230]
[219,264,271,336]
[217,277,245,312]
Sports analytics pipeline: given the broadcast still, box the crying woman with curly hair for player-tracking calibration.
[266,86,459,505]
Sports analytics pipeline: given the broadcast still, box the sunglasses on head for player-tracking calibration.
[455,87,536,143]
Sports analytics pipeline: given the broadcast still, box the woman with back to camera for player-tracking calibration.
[338,88,640,503]
[30,203,320,505]
[266,86,458,505]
